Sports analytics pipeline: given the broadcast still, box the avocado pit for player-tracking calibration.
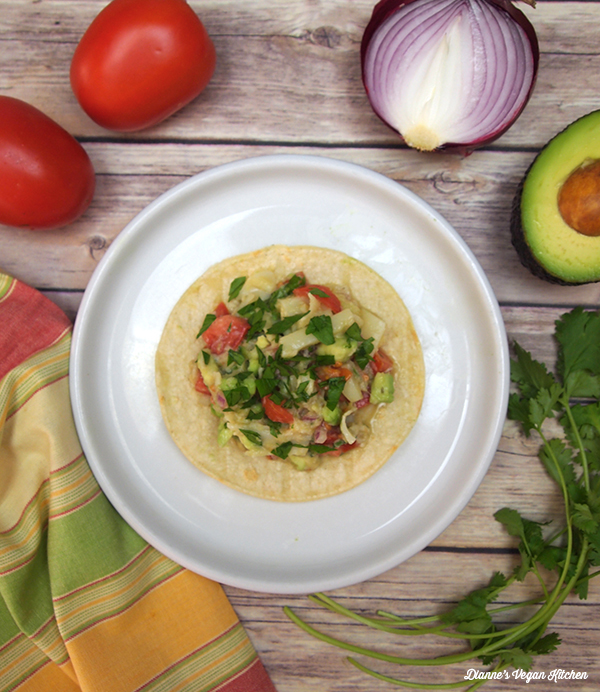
[558,159,600,237]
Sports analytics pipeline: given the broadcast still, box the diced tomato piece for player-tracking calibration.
[201,315,250,355]
[195,371,210,394]
[214,301,229,317]
[293,284,342,313]
[316,365,352,382]
[322,423,340,446]
[262,395,294,425]
[372,349,393,373]
[324,442,357,457]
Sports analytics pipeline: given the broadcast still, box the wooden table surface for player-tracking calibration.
[2,1,600,690]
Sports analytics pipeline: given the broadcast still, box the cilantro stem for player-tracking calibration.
[310,593,472,639]
[561,395,591,491]
[348,656,494,689]
[374,592,544,625]
[284,605,486,667]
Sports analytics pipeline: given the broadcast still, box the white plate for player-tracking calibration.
[70,154,509,595]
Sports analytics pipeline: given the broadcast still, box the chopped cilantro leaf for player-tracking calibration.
[272,441,294,459]
[345,322,362,341]
[256,377,276,398]
[197,313,216,338]
[307,443,338,455]
[325,376,346,410]
[240,429,262,446]
[267,311,309,336]
[227,349,245,366]
[228,276,246,300]
[306,315,335,345]
[308,287,329,298]
[355,337,374,369]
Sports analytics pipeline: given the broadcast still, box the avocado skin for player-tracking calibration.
[510,111,600,286]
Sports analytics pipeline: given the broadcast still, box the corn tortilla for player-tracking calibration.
[155,245,425,501]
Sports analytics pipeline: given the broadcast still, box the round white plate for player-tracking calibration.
[70,154,509,595]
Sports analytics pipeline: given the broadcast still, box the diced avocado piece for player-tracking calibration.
[370,372,394,404]
[511,109,600,285]
[241,373,256,398]
[217,421,233,447]
[316,336,357,363]
[322,404,342,426]
[220,376,238,392]
[247,350,260,373]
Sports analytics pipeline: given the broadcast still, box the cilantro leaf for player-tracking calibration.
[267,311,309,336]
[308,287,329,298]
[325,376,346,410]
[268,273,306,308]
[228,276,246,300]
[345,322,362,341]
[227,349,245,366]
[197,313,216,338]
[308,443,338,455]
[510,341,556,398]
[354,337,374,369]
[530,632,561,656]
[306,315,335,345]
[272,441,294,459]
[572,502,599,535]
[556,307,600,379]
[240,429,262,446]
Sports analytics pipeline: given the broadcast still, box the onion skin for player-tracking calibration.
[361,0,540,154]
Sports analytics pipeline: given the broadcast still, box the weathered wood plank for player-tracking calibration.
[0,3,598,148]
[4,145,600,307]
[225,548,600,691]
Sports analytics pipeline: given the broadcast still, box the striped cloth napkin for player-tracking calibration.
[0,272,277,692]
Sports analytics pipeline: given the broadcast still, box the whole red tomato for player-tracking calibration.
[70,0,216,132]
[0,96,95,230]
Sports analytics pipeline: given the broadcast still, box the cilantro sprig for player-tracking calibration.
[284,307,600,688]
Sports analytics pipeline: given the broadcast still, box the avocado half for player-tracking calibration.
[511,110,600,285]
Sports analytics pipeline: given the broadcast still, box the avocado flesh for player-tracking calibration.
[511,110,600,285]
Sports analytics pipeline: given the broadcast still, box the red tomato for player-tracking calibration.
[70,0,216,132]
[195,371,210,394]
[201,315,249,355]
[293,284,342,313]
[0,96,95,230]
[319,423,357,456]
[372,349,394,373]
[316,365,352,382]
[214,302,229,318]
[324,442,357,457]
[262,395,295,425]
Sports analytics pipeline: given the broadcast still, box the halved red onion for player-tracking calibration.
[361,0,539,152]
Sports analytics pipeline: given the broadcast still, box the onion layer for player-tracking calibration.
[361,0,539,152]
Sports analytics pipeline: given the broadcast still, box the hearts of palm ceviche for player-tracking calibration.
[155,245,425,501]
